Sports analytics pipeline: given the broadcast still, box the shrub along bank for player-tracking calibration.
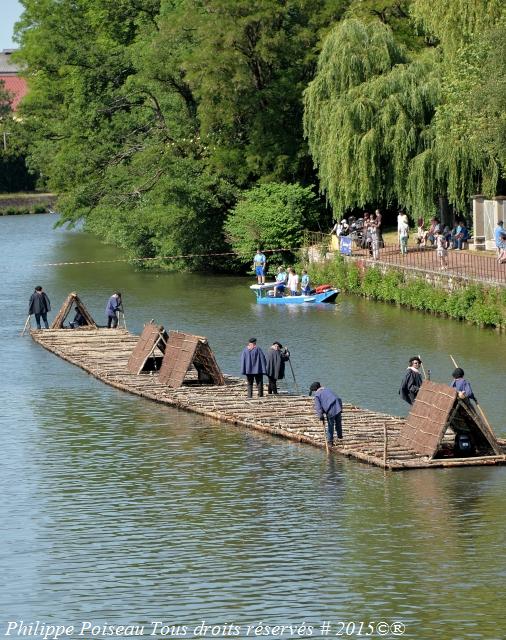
[308,255,506,330]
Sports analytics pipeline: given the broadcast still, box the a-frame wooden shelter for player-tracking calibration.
[50,292,97,329]
[159,331,225,388]
[127,322,168,374]
[398,380,502,459]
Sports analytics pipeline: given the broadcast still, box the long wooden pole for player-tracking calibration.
[383,424,388,468]
[21,315,31,336]
[418,353,427,380]
[321,417,329,454]
[287,357,299,394]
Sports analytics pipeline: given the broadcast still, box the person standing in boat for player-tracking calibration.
[253,248,267,285]
[241,337,267,398]
[105,292,122,328]
[287,267,299,295]
[265,342,290,394]
[28,285,51,329]
[309,382,343,446]
[301,269,311,295]
[399,356,423,405]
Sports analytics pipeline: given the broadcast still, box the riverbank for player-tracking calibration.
[0,192,56,215]
[308,254,506,330]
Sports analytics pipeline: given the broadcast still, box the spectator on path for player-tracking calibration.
[240,337,267,398]
[494,221,506,261]
[301,269,311,295]
[105,292,122,328]
[374,208,384,247]
[427,218,441,246]
[435,231,448,270]
[253,248,267,285]
[398,214,409,255]
[450,367,477,402]
[453,221,469,250]
[399,356,423,405]
[309,381,343,446]
[416,217,427,247]
[370,222,380,260]
[265,342,290,395]
[287,267,299,295]
[28,285,51,330]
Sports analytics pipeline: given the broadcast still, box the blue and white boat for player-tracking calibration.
[250,283,340,305]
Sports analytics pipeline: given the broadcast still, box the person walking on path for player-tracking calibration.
[265,342,290,394]
[28,286,51,329]
[399,356,423,405]
[240,337,267,398]
[309,381,343,446]
[494,221,506,262]
[105,292,122,328]
[253,248,267,284]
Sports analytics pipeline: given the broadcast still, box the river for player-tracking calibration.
[1,214,505,640]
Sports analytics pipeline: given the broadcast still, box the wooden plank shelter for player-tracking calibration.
[159,330,225,387]
[127,321,168,374]
[50,291,97,329]
[29,328,506,471]
[399,380,502,458]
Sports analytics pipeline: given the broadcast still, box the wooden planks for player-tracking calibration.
[30,328,506,471]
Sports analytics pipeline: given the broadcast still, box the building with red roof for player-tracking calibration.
[0,49,28,111]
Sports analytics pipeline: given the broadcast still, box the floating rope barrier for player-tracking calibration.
[34,247,302,267]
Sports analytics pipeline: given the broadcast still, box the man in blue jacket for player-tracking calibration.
[241,338,267,398]
[309,381,343,446]
[105,292,122,328]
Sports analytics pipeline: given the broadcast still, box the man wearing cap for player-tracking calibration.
[240,338,267,398]
[309,382,343,446]
[265,341,290,394]
[450,368,477,402]
[399,356,423,405]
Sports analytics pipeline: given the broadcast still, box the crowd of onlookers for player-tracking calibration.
[329,211,506,270]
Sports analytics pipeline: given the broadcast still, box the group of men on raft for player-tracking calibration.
[241,341,477,448]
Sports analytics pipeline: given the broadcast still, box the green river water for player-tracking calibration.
[1,215,505,640]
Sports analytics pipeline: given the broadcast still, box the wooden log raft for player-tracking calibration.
[30,328,506,471]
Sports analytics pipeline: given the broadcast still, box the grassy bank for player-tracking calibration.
[0,193,56,215]
[309,254,506,330]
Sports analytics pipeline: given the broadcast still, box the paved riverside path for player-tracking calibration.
[30,327,506,471]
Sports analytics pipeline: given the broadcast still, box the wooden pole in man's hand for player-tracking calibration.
[21,315,31,336]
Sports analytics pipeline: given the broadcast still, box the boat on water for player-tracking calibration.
[250,283,340,304]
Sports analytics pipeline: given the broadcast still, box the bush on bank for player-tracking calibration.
[308,255,506,330]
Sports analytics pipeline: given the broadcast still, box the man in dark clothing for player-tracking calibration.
[399,356,423,405]
[265,341,290,394]
[240,337,267,398]
[69,307,86,329]
[28,286,51,329]
[105,292,122,328]
[309,381,343,446]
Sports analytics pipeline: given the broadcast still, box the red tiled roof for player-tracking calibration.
[0,75,28,111]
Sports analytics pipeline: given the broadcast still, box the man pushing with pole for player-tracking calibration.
[309,382,343,449]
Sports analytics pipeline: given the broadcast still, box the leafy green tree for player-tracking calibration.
[224,182,318,267]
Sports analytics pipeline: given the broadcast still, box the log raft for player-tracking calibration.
[30,328,506,471]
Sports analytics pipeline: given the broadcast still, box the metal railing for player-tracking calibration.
[350,242,506,286]
[304,232,506,286]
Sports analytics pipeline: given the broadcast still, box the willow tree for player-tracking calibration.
[411,0,506,206]
[303,18,440,216]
